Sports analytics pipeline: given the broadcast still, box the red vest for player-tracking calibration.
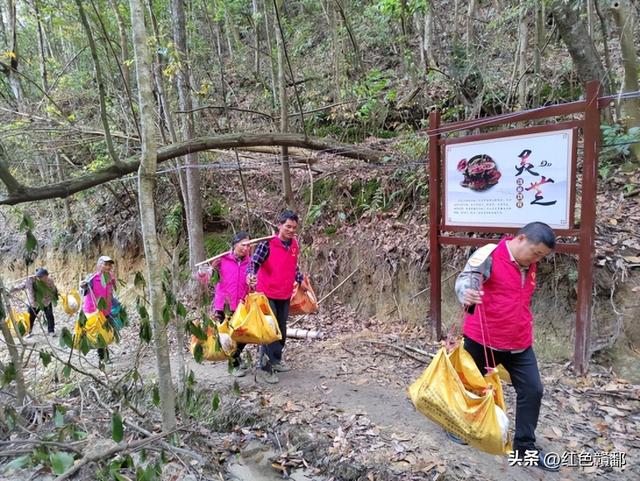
[256,237,299,300]
[463,238,537,350]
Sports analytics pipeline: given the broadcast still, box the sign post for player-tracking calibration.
[428,81,602,374]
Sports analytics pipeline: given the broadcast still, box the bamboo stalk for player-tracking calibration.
[194,235,275,266]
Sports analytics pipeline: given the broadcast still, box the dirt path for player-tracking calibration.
[169,319,638,481]
[7,303,638,481]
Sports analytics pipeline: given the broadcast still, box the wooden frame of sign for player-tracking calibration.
[428,81,605,374]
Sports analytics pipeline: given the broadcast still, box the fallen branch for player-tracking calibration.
[287,328,324,340]
[88,386,204,465]
[53,429,175,481]
[354,339,432,364]
[1,133,386,206]
[0,439,84,454]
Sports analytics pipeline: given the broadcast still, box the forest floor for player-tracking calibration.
[1,289,639,481]
[129,301,638,481]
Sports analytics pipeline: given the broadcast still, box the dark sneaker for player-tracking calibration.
[255,369,279,384]
[537,450,561,472]
[445,431,468,445]
[510,448,560,472]
[272,362,291,372]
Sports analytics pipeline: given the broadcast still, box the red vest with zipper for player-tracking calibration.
[463,238,537,350]
[256,237,299,300]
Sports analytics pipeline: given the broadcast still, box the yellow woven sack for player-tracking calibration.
[74,311,114,347]
[190,319,236,361]
[5,310,31,336]
[230,293,282,345]
[408,345,512,455]
[60,290,82,315]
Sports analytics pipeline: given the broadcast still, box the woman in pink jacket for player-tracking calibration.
[211,231,251,376]
[80,255,116,363]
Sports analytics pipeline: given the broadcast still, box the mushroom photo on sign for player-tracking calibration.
[457,154,502,192]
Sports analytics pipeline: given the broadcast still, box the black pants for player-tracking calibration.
[28,304,55,334]
[463,336,543,451]
[260,298,289,372]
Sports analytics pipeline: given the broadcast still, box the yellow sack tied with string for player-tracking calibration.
[60,290,82,315]
[408,345,512,455]
[190,319,237,361]
[74,311,115,348]
[230,292,282,345]
[5,310,31,336]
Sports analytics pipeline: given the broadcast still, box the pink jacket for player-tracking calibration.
[83,272,116,315]
[256,237,299,300]
[213,253,250,311]
[463,238,537,350]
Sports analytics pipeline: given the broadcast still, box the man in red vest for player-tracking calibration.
[454,222,560,472]
[247,210,305,384]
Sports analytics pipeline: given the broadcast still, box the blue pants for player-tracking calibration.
[463,336,543,451]
[260,298,289,372]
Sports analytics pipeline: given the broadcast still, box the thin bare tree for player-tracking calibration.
[129,0,177,432]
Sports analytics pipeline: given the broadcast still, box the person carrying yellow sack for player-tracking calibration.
[79,255,117,364]
[11,267,58,337]
[246,210,306,384]
[210,231,252,377]
[451,222,559,472]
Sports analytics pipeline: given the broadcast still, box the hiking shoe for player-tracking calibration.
[510,448,560,472]
[48,331,56,337]
[272,362,291,372]
[445,431,468,445]
[230,366,248,378]
[537,450,561,472]
[256,369,279,384]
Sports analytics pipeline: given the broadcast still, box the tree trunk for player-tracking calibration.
[611,0,640,160]
[594,0,614,97]
[0,5,6,46]
[0,275,27,407]
[274,0,293,207]
[34,0,48,92]
[147,0,178,144]
[6,0,23,108]
[262,0,278,106]
[170,240,187,388]
[534,0,544,75]
[252,0,260,77]
[550,0,608,91]
[517,9,529,107]
[466,0,477,53]
[55,152,75,229]
[423,4,437,69]
[323,0,340,101]
[452,0,460,47]
[129,0,177,432]
[171,0,206,269]
[109,0,131,94]
[334,0,361,74]
[74,0,122,168]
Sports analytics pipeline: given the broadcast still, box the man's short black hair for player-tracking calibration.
[277,209,299,225]
[516,222,556,249]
